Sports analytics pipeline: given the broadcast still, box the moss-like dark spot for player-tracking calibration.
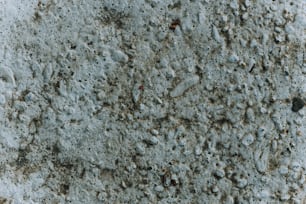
[60,184,70,195]
[292,97,304,112]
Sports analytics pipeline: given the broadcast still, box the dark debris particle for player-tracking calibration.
[60,184,70,195]
[169,19,181,31]
[292,97,305,112]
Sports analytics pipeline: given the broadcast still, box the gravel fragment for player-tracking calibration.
[135,143,146,156]
[236,178,248,188]
[254,147,269,173]
[212,25,222,43]
[194,145,202,156]
[132,83,142,103]
[242,134,254,146]
[170,75,199,98]
[144,136,159,145]
[110,49,128,63]
[214,169,225,178]
[154,185,164,192]
[151,129,159,136]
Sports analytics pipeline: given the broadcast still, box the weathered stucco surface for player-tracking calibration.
[0,0,306,203]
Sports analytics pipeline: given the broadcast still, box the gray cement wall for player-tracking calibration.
[0,0,306,203]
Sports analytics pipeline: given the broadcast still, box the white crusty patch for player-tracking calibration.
[170,75,199,98]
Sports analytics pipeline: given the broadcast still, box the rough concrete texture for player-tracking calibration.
[0,0,306,203]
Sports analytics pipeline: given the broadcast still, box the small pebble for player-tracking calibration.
[24,92,35,102]
[170,75,199,98]
[254,147,269,173]
[259,189,271,199]
[244,0,251,7]
[154,95,163,104]
[262,32,269,45]
[199,11,206,24]
[292,97,304,112]
[236,178,248,188]
[178,138,187,147]
[230,0,239,9]
[242,134,254,146]
[228,54,239,63]
[159,58,168,69]
[165,68,176,79]
[214,169,225,178]
[211,185,219,193]
[171,174,179,184]
[132,83,142,103]
[135,143,146,155]
[250,39,257,47]
[157,31,167,41]
[121,181,127,188]
[212,25,222,43]
[97,91,106,100]
[222,15,228,22]
[0,94,6,105]
[280,194,290,201]
[43,64,53,82]
[111,49,128,63]
[145,136,159,145]
[242,13,248,20]
[194,145,202,156]
[279,165,288,175]
[291,161,301,172]
[274,27,282,33]
[246,108,255,122]
[257,126,266,139]
[1,66,16,85]
[154,185,164,192]
[240,38,247,47]
[271,140,277,151]
[151,129,159,136]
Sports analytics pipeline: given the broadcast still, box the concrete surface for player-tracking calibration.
[0,0,306,203]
